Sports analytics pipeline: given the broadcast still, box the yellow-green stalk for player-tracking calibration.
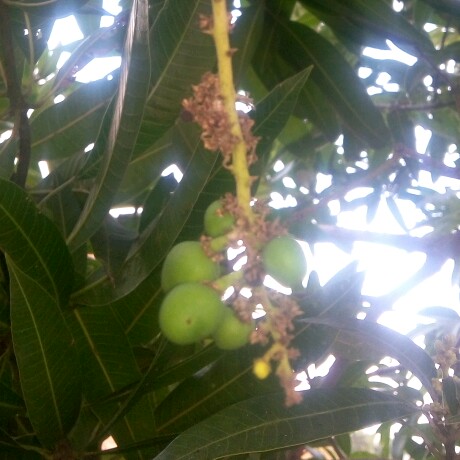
[211,0,253,221]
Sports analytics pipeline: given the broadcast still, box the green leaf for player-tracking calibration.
[0,382,24,421]
[116,128,175,205]
[265,10,390,148]
[253,67,312,162]
[0,178,73,307]
[72,122,219,305]
[90,215,138,278]
[299,0,434,55]
[9,265,81,447]
[99,342,222,408]
[154,348,277,435]
[153,388,418,459]
[442,376,460,416]
[232,3,265,86]
[0,179,78,446]
[108,267,163,346]
[297,79,341,142]
[67,306,157,456]
[302,317,437,397]
[419,0,460,17]
[137,0,216,150]
[1,78,115,164]
[67,0,151,251]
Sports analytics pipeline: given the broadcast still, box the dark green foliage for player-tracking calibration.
[0,0,458,458]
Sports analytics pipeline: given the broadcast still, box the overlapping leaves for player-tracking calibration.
[0,179,79,446]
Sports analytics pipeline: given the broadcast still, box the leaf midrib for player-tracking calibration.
[10,266,63,434]
[0,202,58,302]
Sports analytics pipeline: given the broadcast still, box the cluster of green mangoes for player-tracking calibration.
[158,199,307,350]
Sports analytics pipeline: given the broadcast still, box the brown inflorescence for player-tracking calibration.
[182,72,259,168]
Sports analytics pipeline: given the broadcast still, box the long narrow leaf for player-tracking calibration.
[73,122,219,305]
[0,77,115,164]
[299,0,434,55]
[0,178,73,307]
[9,264,81,447]
[253,67,312,159]
[67,306,157,455]
[67,0,150,250]
[302,317,437,397]
[265,9,390,148]
[136,0,215,150]
[154,388,418,459]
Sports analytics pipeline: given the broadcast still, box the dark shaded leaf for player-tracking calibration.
[90,215,138,278]
[154,388,418,459]
[67,305,157,456]
[67,0,150,250]
[301,317,437,397]
[0,178,73,307]
[9,265,81,447]
[72,122,219,305]
[0,382,24,420]
[264,7,390,148]
[442,376,460,416]
[232,3,265,86]
[253,67,312,162]
[299,0,435,55]
[0,78,116,164]
[136,0,216,150]
[386,195,409,232]
[154,348,276,435]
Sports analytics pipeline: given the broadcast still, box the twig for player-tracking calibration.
[375,100,455,111]
[0,2,32,188]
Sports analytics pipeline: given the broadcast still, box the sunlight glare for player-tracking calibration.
[415,125,432,153]
[161,164,183,182]
[273,160,284,172]
[75,57,122,83]
[47,16,83,50]
[101,436,117,450]
[56,51,71,70]
[54,94,65,104]
[38,161,50,178]
[103,0,122,15]
[84,143,95,153]
[109,207,136,218]
[0,130,12,144]
[363,41,417,66]
[358,67,372,78]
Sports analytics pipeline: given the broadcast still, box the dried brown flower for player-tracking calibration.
[182,73,259,167]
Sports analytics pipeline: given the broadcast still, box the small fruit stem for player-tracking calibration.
[212,270,243,292]
[211,0,253,221]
